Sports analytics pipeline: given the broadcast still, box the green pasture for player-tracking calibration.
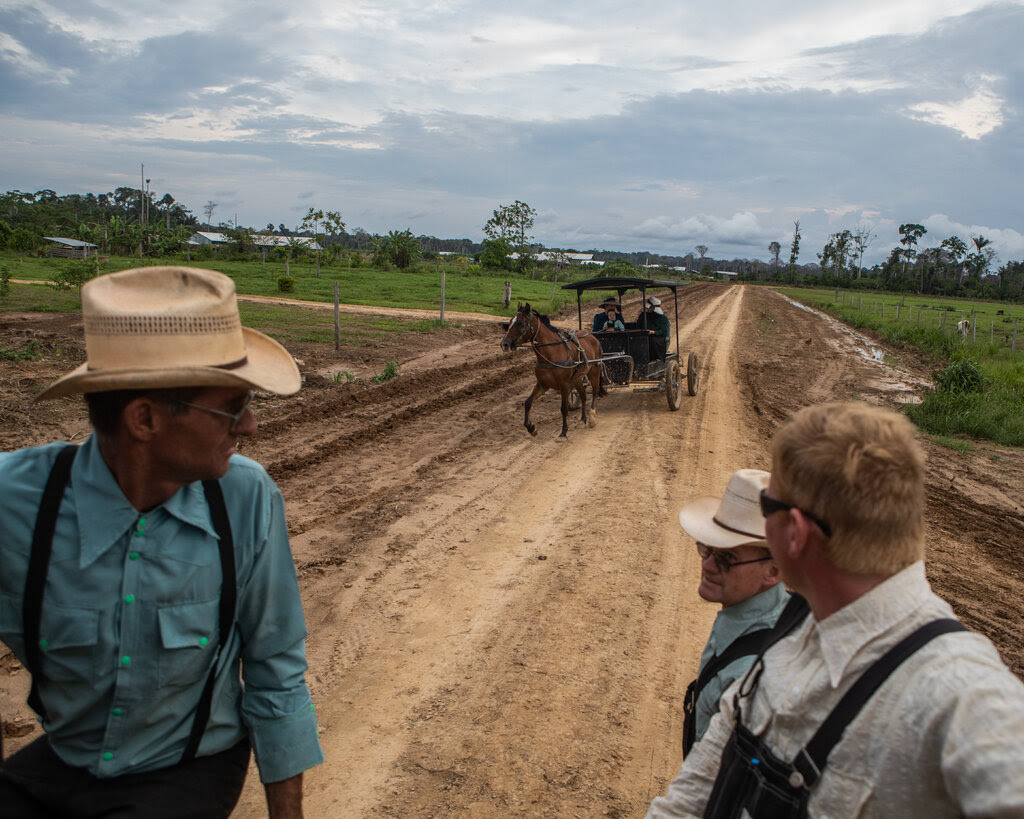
[0,251,594,317]
[775,286,1024,448]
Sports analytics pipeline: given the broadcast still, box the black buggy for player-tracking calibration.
[562,276,701,411]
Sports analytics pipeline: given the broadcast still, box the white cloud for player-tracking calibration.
[921,215,1024,262]
[907,75,1005,139]
[0,31,71,83]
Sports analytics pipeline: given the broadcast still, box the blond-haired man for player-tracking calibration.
[648,402,1024,818]
[0,267,323,818]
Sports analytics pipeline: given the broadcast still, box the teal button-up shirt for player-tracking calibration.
[0,436,323,783]
[693,582,790,741]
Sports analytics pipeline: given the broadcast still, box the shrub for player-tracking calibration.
[277,276,295,293]
[0,265,10,299]
[50,259,98,291]
[373,360,400,383]
[934,358,984,394]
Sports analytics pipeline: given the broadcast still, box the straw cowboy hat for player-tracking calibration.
[678,469,770,549]
[35,266,301,401]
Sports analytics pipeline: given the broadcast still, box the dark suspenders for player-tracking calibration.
[683,594,809,756]
[791,617,966,788]
[703,599,967,818]
[20,444,237,766]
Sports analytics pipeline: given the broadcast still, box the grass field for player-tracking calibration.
[775,285,1024,447]
[0,251,599,317]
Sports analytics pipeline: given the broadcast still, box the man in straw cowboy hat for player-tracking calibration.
[636,295,670,360]
[648,402,1024,818]
[676,469,790,756]
[0,267,323,818]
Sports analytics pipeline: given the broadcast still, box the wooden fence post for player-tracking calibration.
[334,282,340,351]
[1013,319,1019,353]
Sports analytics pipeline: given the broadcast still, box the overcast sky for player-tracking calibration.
[2,0,1022,266]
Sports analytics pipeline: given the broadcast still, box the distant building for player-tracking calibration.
[252,234,323,251]
[43,237,98,259]
[188,231,230,245]
[188,232,323,251]
[510,251,604,266]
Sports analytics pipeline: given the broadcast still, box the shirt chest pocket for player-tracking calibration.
[38,604,101,683]
[157,599,220,688]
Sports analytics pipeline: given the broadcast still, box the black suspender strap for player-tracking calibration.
[23,444,78,721]
[180,479,237,764]
[684,594,810,755]
[791,617,967,788]
[684,628,776,756]
[21,446,235,766]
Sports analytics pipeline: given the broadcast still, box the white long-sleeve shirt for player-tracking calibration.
[647,562,1024,818]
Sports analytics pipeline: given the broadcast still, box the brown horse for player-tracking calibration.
[499,302,603,438]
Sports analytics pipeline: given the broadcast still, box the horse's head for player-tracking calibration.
[500,303,536,351]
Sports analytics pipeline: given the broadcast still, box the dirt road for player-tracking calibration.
[2,284,1022,817]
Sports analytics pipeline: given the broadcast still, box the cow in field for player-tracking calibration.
[956,318,970,338]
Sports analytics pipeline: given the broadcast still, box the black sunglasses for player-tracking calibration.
[696,542,773,573]
[759,489,832,538]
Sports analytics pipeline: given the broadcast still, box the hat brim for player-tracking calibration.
[35,327,301,401]
[678,496,766,550]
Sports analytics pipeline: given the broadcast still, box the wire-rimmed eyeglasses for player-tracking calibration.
[176,390,254,432]
[696,542,773,572]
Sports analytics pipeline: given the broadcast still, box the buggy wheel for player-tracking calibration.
[687,351,700,396]
[666,359,682,411]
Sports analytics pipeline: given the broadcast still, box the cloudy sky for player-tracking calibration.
[2,0,1022,266]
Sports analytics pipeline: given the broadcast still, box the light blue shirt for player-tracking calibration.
[693,583,790,741]
[0,436,324,783]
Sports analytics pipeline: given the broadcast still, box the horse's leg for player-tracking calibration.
[558,386,570,438]
[587,364,600,426]
[524,382,545,436]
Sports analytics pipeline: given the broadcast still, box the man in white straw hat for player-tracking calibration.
[0,267,322,818]
[648,403,1024,818]
[675,469,790,757]
[636,295,670,360]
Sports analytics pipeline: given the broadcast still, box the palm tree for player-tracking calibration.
[386,229,420,269]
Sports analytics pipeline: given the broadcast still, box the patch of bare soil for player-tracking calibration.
[1,285,1021,817]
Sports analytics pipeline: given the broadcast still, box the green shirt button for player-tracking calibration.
[112,707,123,716]
[103,752,114,761]
[39,638,48,649]
[129,552,140,560]
[199,637,208,646]
[120,656,131,667]
[124,594,135,604]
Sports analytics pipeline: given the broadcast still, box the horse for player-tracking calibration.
[499,302,604,439]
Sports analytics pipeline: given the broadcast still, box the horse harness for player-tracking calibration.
[515,310,592,375]
[14,444,237,765]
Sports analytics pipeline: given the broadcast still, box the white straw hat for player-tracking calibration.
[678,469,770,549]
[35,266,301,400]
